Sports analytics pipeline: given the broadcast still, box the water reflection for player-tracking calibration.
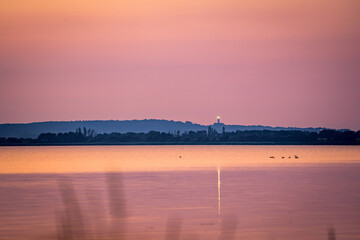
[52,169,228,240]
[51,169,338,240]
[0,150,360,239]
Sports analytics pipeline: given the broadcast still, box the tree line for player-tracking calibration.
[1,127,359,145]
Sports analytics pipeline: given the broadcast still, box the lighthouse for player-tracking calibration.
[212,116,225,133]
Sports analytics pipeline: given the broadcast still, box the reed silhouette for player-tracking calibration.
[106,172,127,239]
[328,226,336,240]
[55,173,127,240]
[56,177,86,240]
[53,174,339,240]
[165,216,182,240]
[106,173,126,219]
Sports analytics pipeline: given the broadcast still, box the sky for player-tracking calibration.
[0,0,359,130]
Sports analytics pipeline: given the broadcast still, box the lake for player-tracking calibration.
[0,145,360,240]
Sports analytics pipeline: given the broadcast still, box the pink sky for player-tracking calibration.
[0,0,359,129]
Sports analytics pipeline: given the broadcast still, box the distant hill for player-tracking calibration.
[0,119,328,138]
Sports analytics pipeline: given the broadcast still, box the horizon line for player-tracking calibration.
[0,118,349,131]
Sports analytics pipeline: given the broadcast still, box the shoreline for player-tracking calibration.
[1,142,359,146]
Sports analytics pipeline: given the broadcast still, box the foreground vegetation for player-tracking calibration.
[1,127,360,145]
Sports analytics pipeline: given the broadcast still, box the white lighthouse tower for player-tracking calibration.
[212,116,225,133]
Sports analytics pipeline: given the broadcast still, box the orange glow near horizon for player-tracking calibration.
[1,146,360,174]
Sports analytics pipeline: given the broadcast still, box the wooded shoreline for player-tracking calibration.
[1,128,359,146]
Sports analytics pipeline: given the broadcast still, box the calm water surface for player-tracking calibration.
[0,145,360,240]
